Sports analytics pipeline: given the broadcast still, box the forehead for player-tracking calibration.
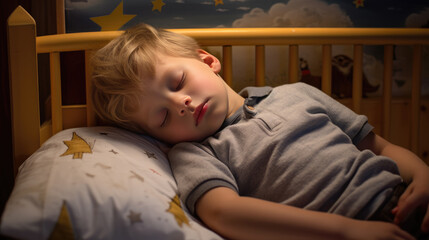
[138,53,179,80]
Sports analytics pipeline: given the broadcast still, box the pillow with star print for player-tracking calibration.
[0,126,222,240]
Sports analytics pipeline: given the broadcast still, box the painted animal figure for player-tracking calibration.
[299,56,379,98]
[331,55,379,98]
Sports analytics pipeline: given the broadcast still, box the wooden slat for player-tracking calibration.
[289,45,299,83]
[382,45,393,140]
[7,6,40,175]
[255,45,265,86]
[56,0,65,34]
[62,105,87,129]
[50,52,63,134]
[352,45,363,113]
[321,44,332,95]
[85,50,96,126]
[411,45,422,153]
[40,120,53,145]
[222,45,233,86]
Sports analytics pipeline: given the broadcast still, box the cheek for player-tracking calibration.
[195,79,224,98]
[191,69,222,90]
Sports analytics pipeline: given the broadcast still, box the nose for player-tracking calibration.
[174,95,192,116]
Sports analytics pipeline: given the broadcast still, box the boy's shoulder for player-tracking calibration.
[274,82,319,93]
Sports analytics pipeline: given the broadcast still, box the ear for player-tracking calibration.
[198,49,221,74]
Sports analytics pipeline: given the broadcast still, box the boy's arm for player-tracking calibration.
[196,187,414,240]
[357,131,429,232]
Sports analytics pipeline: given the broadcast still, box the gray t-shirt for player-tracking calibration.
[168,83,402,219]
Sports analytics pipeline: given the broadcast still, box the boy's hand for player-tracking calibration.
[393,168,429,233]
[359,132,429,233]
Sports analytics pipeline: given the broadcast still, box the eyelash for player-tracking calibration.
[176,72,186,90]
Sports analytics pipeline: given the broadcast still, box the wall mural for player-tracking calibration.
[65,0,429,96]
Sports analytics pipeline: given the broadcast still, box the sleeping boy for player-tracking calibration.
[91,23,429,240]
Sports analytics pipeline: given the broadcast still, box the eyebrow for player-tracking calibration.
[160,66,179,87]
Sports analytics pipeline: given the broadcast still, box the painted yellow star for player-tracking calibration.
[152,0,166,12]
[353,0,364,8]
[61,132,92,159]
[214,0,224,7]
[90,1,136,31]
[166,195,190,227]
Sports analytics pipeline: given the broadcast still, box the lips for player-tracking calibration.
[194,99,209,126]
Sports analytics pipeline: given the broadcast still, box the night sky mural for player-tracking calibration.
[65,0,429,95]
[65,0,429,31]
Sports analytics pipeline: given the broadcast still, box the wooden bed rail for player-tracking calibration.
[7,6,429,174]
[36,28,429,53]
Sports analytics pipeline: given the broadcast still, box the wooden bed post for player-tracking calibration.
[288,45,299,83]
[85,50,97,126]
[321,45,332,96]
[222,46,233,86]
[382,45,394,141]
[411,45,422,154]
[352,45,363,114]
[7,6,41,175]
[255,45,266,86]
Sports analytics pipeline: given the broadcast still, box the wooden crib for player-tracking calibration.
[7,6,429,176]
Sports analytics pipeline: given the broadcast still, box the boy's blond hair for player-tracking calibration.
[91,23,200,131]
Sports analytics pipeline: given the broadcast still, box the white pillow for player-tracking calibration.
[0,126,222,240]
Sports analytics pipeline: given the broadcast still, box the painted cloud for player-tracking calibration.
[232,1,353,27]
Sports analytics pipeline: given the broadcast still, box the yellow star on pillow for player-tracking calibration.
[61,132,92,159]
[49,203,75,240]
[167,195,190,227]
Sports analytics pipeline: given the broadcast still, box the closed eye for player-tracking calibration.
[176,72,186,90]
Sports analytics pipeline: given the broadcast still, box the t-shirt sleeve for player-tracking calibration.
[168,142,238,215]
[294,83,373,145]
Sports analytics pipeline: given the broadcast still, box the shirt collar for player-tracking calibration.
[238,86,273,100]
[218,86,273,131]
